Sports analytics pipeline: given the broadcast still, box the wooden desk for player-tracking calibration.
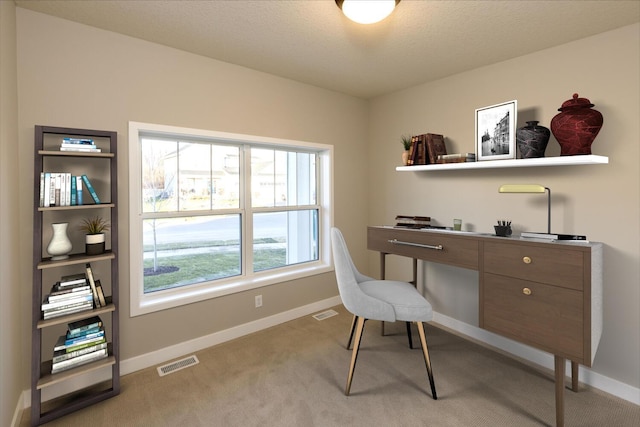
[367,226,603,427]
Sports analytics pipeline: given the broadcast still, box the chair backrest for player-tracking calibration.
[331,227,395,321]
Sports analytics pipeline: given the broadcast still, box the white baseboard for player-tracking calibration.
[11,392,24,427]
[431,311,640,406]
[20,295,342,411]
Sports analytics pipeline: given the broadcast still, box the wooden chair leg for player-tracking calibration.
[346,317,366,396]
[406,322,414,349]
[416,321,437,400]
[347,314,357,349]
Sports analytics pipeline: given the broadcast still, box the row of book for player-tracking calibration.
[407,133,447,165]
[52,315,108,374]
[60,137,102,153]
[39,172,100,207]
[41,264,108,320]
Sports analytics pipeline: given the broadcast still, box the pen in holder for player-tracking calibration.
[494,220,512,237]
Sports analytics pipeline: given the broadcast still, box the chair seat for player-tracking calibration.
[359,280,433,322]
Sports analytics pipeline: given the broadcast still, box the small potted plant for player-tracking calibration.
[80,215,110,255]
[401,134,412,165]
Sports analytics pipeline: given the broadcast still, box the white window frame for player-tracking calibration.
[129,122,333,316]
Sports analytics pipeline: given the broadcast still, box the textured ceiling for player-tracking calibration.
[15,0,640,99]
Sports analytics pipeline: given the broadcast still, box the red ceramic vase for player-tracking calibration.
[550,93,603,155]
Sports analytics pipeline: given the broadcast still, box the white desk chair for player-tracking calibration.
[330,227,437,398]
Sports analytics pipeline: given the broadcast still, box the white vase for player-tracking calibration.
[47,222,72,260]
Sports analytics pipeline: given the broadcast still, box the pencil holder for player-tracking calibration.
[494,225,512,237]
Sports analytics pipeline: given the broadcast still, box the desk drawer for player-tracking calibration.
[367,227,479,270]
[483,241,584,290]
[483,272,584,361]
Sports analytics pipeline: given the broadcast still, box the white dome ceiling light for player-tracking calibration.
[335,0,400,25]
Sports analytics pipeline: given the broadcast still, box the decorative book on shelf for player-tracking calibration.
[81,175,101,204]
[425,133,447,164]
[437,153,467,163]
[85,263,106,308]
[408,135,428,166]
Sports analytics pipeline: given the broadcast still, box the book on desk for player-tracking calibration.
[520,231,588,242]
[395,215,431,229]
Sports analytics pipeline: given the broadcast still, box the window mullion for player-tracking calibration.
[242,145,252,275]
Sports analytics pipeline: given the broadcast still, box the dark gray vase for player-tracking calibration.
[517,121,551,158]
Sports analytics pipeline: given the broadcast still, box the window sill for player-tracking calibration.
[130,262,334,316]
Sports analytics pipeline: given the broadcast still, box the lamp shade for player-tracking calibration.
[336,0,399,24]
[498,184,547,194]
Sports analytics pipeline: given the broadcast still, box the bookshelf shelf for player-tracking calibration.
[37,302,116,329]
[396,154,609,171]
[38,150,115,158]
[38,353,115,389]
[37,251,116,270]
[38,203,115,212]
[31,125,120,426]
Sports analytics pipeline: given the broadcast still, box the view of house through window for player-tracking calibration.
[131,122,332,316]
[140,138,320,294]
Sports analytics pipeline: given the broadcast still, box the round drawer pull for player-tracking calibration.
[522,287,532,296]
[523,256,532,264]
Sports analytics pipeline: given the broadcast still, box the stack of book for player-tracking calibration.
[395,215,431,229]
[60,137,102,153]
[51,316,108,374]
[41,274,94,320]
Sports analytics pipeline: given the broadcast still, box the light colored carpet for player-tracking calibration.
[22,305,639,426]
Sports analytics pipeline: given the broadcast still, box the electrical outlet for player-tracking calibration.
[255,294,263,308]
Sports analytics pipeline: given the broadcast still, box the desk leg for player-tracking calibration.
[380,253,386,336]
[554,355,565,427]
[412,258,418,286]
[571,361,579,392]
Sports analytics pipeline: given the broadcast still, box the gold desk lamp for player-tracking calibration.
[499,184,551,234]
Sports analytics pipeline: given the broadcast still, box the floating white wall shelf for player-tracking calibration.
[396,155,608,171]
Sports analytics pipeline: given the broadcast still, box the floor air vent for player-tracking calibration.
[312,309,338,321]
[157,355,199,377]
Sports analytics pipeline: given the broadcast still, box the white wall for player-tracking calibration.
[15,7,368,391]
[0,1,24,426]
[368,24,640,392]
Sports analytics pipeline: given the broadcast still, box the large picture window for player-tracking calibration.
[129,122,333,316]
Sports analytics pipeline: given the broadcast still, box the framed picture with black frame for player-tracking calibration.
[475,100,517,161]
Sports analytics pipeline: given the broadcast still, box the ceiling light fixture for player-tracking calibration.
[335,0,400,25]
